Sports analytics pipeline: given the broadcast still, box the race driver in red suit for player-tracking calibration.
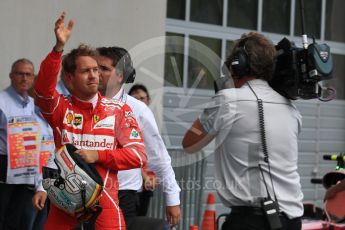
[32,12,147,230]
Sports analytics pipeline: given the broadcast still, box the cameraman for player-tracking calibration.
[182,32,303,230]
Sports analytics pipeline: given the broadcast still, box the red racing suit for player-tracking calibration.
[34,51,147,230]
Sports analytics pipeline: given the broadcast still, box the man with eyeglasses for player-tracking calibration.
[0,58,47,229]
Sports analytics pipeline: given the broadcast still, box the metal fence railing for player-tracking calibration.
[147,148,208,229]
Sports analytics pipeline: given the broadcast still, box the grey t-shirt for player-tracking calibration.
[199,79,303,219]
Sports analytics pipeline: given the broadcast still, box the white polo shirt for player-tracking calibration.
[199,79,303,219]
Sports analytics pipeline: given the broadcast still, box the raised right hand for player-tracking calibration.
[32,191,48,210]
[54,12,74,52]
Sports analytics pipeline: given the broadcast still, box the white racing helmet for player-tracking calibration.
[42,144,103,218]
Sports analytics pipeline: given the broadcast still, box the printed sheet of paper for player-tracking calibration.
[6,116,40,184]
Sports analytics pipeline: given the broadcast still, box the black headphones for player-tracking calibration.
[112,47,136,84]
[230,37,251,78]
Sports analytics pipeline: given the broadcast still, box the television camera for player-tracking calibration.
[215,0,335,101]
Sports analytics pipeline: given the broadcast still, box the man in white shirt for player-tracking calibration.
[97,46,181,227]
[183,32,303,230]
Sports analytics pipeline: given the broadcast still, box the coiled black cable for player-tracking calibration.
[257,99,269,163]
[247,82,279,206]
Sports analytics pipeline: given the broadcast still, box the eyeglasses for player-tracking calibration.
[12,72,34,77]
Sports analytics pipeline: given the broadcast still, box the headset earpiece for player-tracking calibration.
[230,38,251,78]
